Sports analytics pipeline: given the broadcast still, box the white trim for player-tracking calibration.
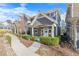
[31,14,39,25]
[32,27,34,36]
[51,25,54,37]
[31,11,58,26]
[40,12,57,24]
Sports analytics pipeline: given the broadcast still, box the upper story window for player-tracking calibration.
[47,12,57,20]
[51,13,56,20]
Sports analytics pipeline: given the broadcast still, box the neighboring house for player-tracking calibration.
[0,22,12,30]
[65,3,79,49]
[15,9,61,37]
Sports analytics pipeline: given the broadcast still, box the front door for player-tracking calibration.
[43,28,48,36]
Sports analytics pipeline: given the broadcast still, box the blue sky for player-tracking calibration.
[0,3,67,22]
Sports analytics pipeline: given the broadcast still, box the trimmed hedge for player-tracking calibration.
[40,36,52,46]
[22,35,36,41]
[30,36,36,41]
[40,36,60,46]
[22,35,31,40]
[51,37,60,46]
[22,35,60,46]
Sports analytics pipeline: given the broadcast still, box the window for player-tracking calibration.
[45,31,47,33]
[49,30,51,33]
[34,29,38,32]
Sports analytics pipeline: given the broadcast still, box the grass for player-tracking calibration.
[6,35,11,45]
[0,29,11,33]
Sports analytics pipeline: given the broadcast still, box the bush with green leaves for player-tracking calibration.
[35,36,40,42]
[30,36,36,41]
[40,36,60,46]
[51,37,60,46]
[22,35,32,40]
[40,36,52,46]
[22,35,36,41]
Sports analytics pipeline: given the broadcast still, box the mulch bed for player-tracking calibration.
[20,39,34,47]
[36,44,79,56]
[35,45,62,56]
[19,37,79,56]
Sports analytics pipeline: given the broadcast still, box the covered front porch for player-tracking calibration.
[30,24,58,37]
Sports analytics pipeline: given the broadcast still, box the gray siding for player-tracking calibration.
[33,17,53,27]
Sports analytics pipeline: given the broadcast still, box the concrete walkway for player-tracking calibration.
[6,33,39,56]
[28,42,41,52]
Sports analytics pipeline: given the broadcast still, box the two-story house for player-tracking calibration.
[15,9,61,37]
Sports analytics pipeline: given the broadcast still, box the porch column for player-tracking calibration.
[55,26,58,36]
[51,25,54,37]
[16,29,18,34]
[32,27,34,36]
[14,25,16,34]
[73,22,77,49]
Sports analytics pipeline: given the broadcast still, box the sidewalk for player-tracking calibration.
[6,33,39,56]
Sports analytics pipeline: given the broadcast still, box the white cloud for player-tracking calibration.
[0,4,37,22]
[20,3,27,7]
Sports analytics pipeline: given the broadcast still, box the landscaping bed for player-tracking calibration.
[20,38,34,47]
[36,45,79,56]
[20,35,60,46]
[18,34,79,56]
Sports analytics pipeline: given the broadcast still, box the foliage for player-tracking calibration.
[40,36,52,46]
[22,35,37,41]
[30,36,36,41]
[40,36,60,46]
[22,35,60,46]
[61,27,66,35]
[6,35,11,45]
[0,29,11,33]
[60,33,71,43]
[22,35,32,40]
[51,37,60,46]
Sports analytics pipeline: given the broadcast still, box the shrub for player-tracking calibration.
[40,36,60,46]
[22,35,32,40]
[6,35,11,45]
[35,36,40,42]
[51,37,60,46]
[40,36,52,46]
[30,36,36,41]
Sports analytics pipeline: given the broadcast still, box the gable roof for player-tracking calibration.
[31,10,60,25]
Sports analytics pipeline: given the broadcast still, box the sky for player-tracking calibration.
[0,3,67,22]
